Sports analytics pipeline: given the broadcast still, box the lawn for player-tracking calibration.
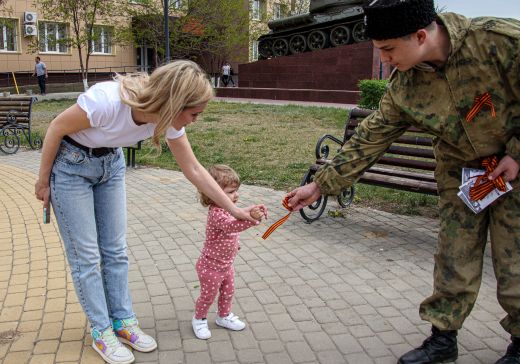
[31,99,439,218]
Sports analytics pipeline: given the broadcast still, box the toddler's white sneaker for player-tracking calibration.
[192,317,211,339]
[215,313,246,331]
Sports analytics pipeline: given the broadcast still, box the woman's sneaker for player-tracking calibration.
[215,313,246,331]
[192,317,211,339]
[91,327,135,364]
[113,317,157,352]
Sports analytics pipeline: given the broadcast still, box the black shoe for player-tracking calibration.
[496,337,520,364]
[398,326,458,364]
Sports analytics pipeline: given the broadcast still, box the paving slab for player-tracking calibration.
[0,150,509,364]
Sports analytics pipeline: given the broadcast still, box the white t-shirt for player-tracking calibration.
[70,81,185,148]
[222,64,230,76]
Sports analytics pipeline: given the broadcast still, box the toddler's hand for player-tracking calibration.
[250,205,267,221]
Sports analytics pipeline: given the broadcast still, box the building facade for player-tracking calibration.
[0,0,136,75]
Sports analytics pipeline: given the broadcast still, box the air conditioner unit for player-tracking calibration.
[24,11,37,23]
[24,24,37,37]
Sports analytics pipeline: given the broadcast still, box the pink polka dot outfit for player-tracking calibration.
[194,205,259,319]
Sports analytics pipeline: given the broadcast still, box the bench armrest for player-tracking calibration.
[315,134,343,159]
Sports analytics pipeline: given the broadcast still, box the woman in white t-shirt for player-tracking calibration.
[34,60,262,364]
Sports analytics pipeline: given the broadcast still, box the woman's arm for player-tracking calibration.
[35,104,92,208]
[167,135,259,222]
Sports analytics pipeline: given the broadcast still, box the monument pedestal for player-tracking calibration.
[216,41,390,104]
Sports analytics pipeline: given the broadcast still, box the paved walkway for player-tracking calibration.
[12,91,356,110]
[0,150,509,364]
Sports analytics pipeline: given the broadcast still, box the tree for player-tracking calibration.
[172,0,251,72]
[34,0,128,90]
[126,0,251,75]
[121,0,169,69]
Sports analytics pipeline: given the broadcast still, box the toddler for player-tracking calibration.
[192,165,266,339]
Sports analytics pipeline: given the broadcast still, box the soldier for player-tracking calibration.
[286,0,520,363]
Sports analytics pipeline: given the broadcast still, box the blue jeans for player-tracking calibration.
[50,140,134,332]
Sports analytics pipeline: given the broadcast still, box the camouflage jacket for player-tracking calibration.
[314,13,520,195]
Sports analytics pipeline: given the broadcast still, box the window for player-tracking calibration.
[91,26,113,54]
[273,3,282,20]
[0,18,18,52]
[171,0,183,9]
[39,22,68,53]
[251,40,258,61]
[252,0,261,21]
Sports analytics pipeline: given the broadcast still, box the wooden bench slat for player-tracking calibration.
[377,156,436,171]
[359,172,438,195]
[0,118,30,123]
[0,102,33,108]
[386,145,435,159]
[367,166,436,183]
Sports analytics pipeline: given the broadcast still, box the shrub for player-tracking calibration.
[357,79,388,110]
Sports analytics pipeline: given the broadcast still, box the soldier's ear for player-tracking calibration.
[415,29,428,45]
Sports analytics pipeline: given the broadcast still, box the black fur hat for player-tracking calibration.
[363,0,436,40]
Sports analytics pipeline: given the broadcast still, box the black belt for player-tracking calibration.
[63,135,116,157]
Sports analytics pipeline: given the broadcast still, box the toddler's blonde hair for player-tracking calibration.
[199,165,240,207]
[115,60,214,151]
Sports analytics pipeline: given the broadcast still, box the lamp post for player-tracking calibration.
[164,0,170,63]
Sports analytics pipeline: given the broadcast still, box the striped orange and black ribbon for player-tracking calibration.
[262,197,292,240]
[469,156,507,201]
[465,92,496,122]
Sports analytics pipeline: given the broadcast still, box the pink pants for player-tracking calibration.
[194,260,235,319]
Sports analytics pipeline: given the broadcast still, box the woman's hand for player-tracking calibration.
[35,179,50,208]
[231,204,267,222]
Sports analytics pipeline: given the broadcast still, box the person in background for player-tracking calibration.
[221,62,231,87]
[32,56,48,95]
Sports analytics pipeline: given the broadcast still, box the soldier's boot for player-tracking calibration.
[496,337,520,364]
[398,326,458,364]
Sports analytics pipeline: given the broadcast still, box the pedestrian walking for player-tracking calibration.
[32,56,48,95]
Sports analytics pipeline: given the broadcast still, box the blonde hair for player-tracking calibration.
[115,60,214,150]
[199,165,240,207]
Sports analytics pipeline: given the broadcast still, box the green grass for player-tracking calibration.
[28,99,439,218]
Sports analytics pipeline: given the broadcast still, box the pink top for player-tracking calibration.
[198,205,259,271]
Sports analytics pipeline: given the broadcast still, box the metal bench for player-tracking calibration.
[300,107,438,223]
[0,96,41,154]
[124,141,142,168]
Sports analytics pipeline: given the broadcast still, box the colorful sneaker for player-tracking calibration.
[113,317,157,352]
[215,313,246,331]
[91,327,135,364]
[192,317,211,340]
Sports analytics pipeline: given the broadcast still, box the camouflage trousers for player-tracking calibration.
[419,160,520,335]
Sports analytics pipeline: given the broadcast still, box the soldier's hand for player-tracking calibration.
[488,155,520,182]
[286,182,322,211]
